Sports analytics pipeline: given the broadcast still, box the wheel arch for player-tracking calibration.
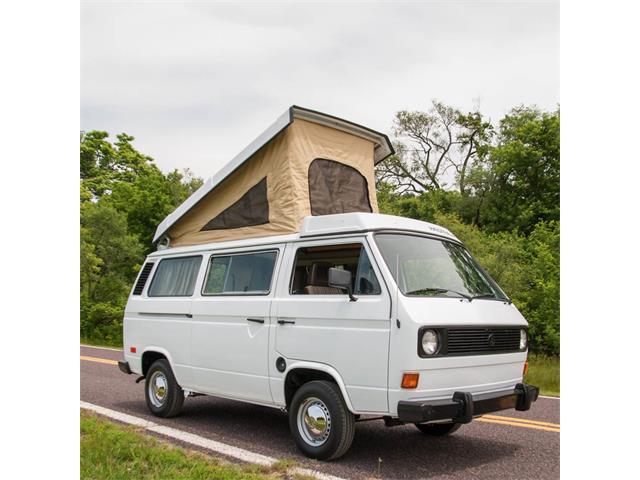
[141,346,176,377]
[283,361,355,413]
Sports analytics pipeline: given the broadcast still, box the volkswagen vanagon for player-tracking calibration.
[118,106,538,460]
[119,212,538,460]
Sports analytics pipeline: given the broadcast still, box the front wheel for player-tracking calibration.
[144,359,184,418]
[414,422,462,436]
[289,380,355,460]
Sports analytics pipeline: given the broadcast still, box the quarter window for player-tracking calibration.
[203,251,277,295]
[147,256,202,297]
[290,243,381,295]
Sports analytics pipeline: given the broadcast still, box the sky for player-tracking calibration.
[81,0,559,181]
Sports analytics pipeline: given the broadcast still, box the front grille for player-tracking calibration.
[445,327,522,356]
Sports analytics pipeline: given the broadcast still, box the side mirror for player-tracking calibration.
[328,268,357,302]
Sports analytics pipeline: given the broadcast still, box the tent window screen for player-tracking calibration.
[308,159,372,216]
[203,251,278,295]
[201,177,269,231]
[148,256,202,297]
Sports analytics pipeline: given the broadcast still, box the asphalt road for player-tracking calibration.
[81,345,559,479]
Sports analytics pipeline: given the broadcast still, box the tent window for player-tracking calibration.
[308,158,372,216]
[201,177,269,231]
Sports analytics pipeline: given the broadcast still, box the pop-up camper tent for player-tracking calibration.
[153,106,394,248]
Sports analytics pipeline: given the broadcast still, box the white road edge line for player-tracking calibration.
[539,395,560,400]
[80,344,123,352]
[80,401,345,480]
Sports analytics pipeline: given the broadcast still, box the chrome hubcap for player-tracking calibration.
[148,371,168,408]
[297,397,331,446]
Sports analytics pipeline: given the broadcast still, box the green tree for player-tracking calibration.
[79,131,203,345]
[480,107,560,234]
[81,201,143,285]
[105,169,200,252]
[80,131,156,199]
[376,100,493,194]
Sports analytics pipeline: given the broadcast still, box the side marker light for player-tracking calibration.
[401,373,420,389]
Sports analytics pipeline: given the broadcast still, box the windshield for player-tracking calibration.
[374,233,508,300]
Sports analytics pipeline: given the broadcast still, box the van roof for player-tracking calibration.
[148,213,459,257]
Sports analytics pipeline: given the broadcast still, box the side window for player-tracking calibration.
[147,256,202,297]
[203,251,277,295]
[290,243,381,295]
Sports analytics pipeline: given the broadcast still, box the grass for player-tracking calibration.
[525,354,560,396]
[80,411,299,480]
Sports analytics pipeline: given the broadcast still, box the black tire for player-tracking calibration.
[144,359,184,418]
[289,380,355,460]
[414,422,462,436]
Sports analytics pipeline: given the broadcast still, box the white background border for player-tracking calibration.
[3,0,639,477]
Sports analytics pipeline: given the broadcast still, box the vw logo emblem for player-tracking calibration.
[488,334,496,347]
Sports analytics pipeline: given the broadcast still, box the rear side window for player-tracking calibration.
[203,251,278,295]
[147,256,202,297]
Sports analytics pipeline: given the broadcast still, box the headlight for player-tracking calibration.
[421,329,439,355]
[520,328,528,350]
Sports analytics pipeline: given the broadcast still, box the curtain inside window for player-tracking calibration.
[148,256,202,296]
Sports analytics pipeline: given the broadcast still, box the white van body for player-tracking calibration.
[121,212,538,459]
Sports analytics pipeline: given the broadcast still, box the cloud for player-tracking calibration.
[81,0,559,179]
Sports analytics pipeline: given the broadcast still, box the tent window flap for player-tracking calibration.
[308,158,372,216]
[201,177,269,231]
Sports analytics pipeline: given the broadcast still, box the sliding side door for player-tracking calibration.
[190,247,283,405]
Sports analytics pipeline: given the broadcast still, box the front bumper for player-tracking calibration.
[397,382,539,424]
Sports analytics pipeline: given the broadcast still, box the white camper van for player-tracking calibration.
[119,107,538,460]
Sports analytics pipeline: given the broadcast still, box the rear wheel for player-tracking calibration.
[414,422,462,436]
[289,380,355,460]
[145,359,184,418]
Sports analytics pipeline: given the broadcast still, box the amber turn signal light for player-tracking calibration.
[523,361,529,376]
[401,373,420,389]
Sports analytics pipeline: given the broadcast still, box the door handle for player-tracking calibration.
[247,318,265,324]
[277,319,296,325]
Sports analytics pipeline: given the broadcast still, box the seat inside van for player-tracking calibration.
[303,263,343,295]
[291,243,377,295]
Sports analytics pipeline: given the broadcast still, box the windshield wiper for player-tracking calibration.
[470,292,513,304]
[470,293,497,300]
[405,288,472,301]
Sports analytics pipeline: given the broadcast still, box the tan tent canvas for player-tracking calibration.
[153,106,394,247]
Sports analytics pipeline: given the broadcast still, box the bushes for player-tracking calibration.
[81,300,125,346]
[516,221,560,355]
